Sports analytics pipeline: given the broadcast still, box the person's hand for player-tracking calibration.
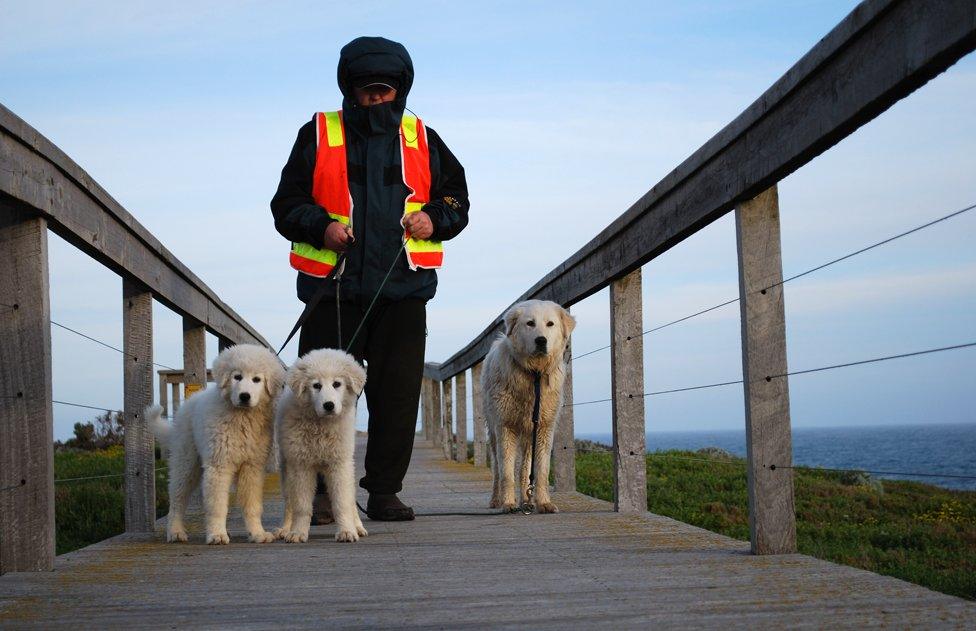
[402,211,434,240]
[323,222,355,252]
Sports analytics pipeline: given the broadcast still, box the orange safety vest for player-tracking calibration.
[289,110,444,277]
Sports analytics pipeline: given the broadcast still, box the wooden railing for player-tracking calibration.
[0,105,270,572]
[420,0,976,554]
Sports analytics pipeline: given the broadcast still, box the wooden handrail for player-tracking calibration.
[0,104,268,348]
[420,0,976,557]
[425,0,976,382]
[0,102,272,572]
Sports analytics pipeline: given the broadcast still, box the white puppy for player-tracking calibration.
[147,344,285,544]
[274,348,368,543]
[483,299,576,513]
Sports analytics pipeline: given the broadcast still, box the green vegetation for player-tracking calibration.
[54,446,168,555]
[575,447,976,600]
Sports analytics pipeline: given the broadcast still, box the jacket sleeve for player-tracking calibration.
[424,127,470,241]
[270,118,333,249]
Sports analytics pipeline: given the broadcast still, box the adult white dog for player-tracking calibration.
[147,344,285,544]
[483,299,575,513]
[274,348,368,543]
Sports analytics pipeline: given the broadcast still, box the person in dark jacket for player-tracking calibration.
[271,36,469,521]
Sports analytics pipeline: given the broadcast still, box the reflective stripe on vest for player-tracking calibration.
[289,111,444,278]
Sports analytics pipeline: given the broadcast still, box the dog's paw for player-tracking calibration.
[488,498,503,509]
[537,502,559,514]
[284,530,308,544]
[166,528,189,543]
[356,523,369,537]
[272,527,289,540]
[335,529,360,543]
[206,532,230,545]
[501,502,518,513]
[248,530,275,544]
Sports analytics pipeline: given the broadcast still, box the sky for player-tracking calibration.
[2,0,974,441]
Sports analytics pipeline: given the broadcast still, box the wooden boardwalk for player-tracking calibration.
[1,438,974,629]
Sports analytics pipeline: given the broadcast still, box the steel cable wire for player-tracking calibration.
[570,201,976,361]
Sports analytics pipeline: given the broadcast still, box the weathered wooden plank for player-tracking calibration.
[217,337,233,353]
[182,318,207,400]
[454,372,467,463]
[419,378,429,441]
[424,0,976,381]
[170,382,181,414]
[442,377,454,460]
[0,107,268,348]
[735,185,796,554]
[471,362,487,467]
[2,436,974,627]
[0,202,54,573]
[610,268,646,514]
[553,331,576,492]
[430,376,443,450]
[123,279,155,533]
[425,378,436,443]
[158,371,168,417]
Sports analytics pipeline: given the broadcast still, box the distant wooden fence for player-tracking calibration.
[420,0,976,555]
[0,105,269,573]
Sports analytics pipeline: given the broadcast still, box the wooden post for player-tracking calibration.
[424,379,434,442]
[424,378,436,442]
[0,205,54,573]
[455,372,467,463]
[553,329,576,492]
[182,318,207,400]
[170,381,181,414]
[419,378,429,440]
[471,362,487,467]
[736,185,796,555]
[158,371,168,417]
[610,268,646,514]
[123,278,155,532]
[442,377,454,460]
[217,337,233,353]
[431,379,443,449]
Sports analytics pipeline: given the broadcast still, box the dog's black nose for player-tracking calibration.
[535,336,547,347]
[323,401,335,412]
[239,392,251,403]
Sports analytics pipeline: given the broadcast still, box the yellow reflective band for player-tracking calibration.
[406,237,443,253]
[291,241,338,265]
[402,115,419,149]
[405,201,424,214]
[324,111,344,148]
[328,212,350,225]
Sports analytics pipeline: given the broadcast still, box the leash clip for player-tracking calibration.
[519,485,536,515]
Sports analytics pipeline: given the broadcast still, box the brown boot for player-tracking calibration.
[310,489,334,525]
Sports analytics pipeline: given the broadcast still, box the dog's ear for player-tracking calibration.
[343,360,367,397]
[212,351,233,390]
[286,362,307,397]
[504,306,522,337]
[265,363,286,398]
[559,306,576,339]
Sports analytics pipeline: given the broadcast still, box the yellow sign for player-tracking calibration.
[184,383,203,398]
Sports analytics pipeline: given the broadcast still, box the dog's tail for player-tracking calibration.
[145,404,170,458]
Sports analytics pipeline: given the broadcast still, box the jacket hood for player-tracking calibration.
[337,37,414,104]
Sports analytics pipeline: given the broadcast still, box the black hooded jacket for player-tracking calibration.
[271,37,470,305]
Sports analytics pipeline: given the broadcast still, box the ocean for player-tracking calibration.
[577,422,976,491]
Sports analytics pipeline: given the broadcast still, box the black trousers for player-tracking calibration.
[298,297,426,495]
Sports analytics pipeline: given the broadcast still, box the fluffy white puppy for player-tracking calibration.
[147,344,285,544]
[274,348,368,543]
[483,299,576,513]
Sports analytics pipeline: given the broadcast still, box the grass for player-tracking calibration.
[575,448,976,601]
[54,446,168,555]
